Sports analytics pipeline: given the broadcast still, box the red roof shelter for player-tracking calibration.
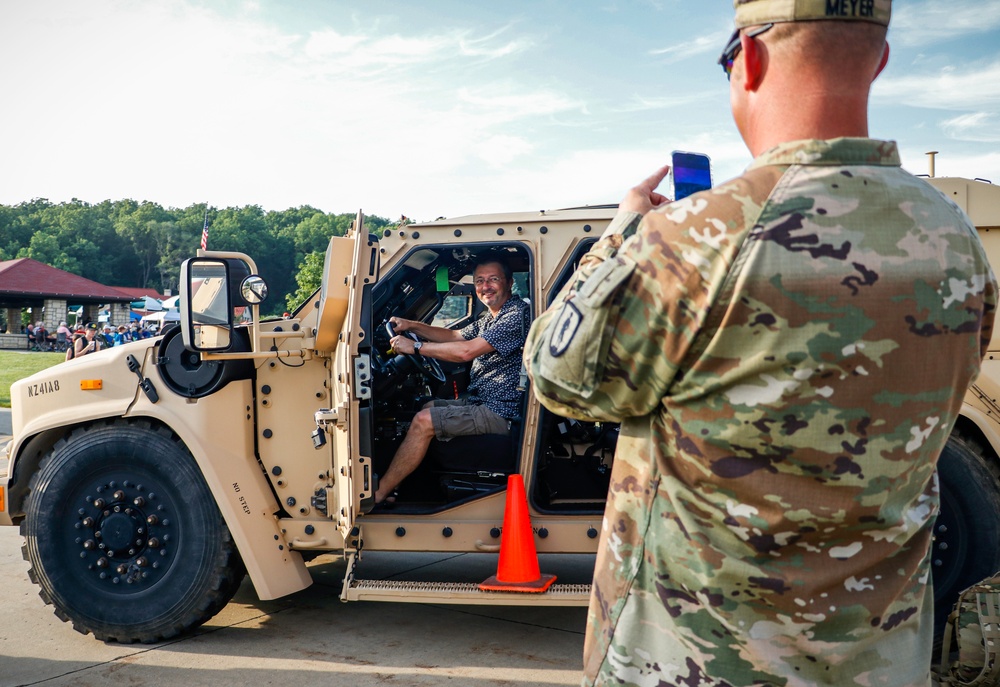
[0,258,135,337]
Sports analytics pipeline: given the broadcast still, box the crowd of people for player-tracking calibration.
[23,320,159,359]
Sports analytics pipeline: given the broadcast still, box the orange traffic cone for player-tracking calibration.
[479,474,557,593]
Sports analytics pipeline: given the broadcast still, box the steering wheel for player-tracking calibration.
[385,320,447,383]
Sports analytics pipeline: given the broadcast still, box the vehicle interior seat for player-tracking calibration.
[427,425,520,501]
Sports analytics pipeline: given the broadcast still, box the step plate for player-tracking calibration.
[345,579,591,606]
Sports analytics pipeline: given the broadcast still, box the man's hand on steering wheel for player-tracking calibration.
[389,333,417,355]
[385,319,446,383]
[388,316,415,334]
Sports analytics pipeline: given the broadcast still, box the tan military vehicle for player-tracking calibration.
[1,174,999,650]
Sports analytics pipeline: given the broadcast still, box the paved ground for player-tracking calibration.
[0,407,10,443]
[1,404,590,685]
[0,525,592,687]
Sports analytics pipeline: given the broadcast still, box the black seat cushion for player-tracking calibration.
[427,433,516,474]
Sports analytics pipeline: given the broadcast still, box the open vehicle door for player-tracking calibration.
[325,211,379,540]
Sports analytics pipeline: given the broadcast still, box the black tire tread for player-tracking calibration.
[20,420,246,643]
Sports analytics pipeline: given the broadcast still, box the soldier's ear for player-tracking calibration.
[873,42,890,81]
[740,32,765,91]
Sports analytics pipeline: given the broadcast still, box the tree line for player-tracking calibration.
[0,199,394,316]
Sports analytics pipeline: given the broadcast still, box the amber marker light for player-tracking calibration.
[80,380,103,391]
[0,486,5,512]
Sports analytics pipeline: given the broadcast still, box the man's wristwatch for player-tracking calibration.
[413,341,423,356]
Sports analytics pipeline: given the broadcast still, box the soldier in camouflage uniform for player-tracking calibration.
[525,1,997,685]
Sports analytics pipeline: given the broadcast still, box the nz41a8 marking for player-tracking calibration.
[27,380,60,398]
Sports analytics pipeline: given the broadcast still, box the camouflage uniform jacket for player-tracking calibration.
[524,138,997,687]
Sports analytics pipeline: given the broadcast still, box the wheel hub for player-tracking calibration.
[99,512,141,552]
[74,478,172,587]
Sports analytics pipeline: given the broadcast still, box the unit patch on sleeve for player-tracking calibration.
[548,301,582,358]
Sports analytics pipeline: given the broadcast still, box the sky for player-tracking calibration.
[2,0,999,222]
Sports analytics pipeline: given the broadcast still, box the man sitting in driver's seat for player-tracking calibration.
[374,256,530,505]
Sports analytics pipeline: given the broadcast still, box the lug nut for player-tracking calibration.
[147,537,160,548]
[96,557,108,568]
[133,496,146,507]
[116,564,128,575]
[93,498,105,509]
[114,490,126,501]
[82,517,95,528]
[83,540,96,550]
[147,515,159,525]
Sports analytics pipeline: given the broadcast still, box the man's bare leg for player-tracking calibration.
[375,408,436,503]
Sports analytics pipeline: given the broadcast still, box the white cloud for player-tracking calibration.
[617,91,720,113]
[874,61,1000,111]
[891,0,1000,46]
[941,113,1000,143]
[473,135,534,166]
[0,0,587,219]
[649,29,731,61]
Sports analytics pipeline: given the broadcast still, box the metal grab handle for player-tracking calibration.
[291,537,329,549]
[475,539,501,553]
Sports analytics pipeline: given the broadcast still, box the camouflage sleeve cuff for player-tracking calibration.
[600,210,642,241]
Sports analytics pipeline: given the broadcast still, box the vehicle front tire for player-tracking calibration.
[932,431,1000,643]
[21,421,246,643]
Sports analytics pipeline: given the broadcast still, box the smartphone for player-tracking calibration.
[672,151,712,200]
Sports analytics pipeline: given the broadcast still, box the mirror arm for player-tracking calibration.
[201,349,311,361]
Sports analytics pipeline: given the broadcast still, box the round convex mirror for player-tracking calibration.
[240,275,268,304]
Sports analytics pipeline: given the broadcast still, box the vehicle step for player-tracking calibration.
[344,579,591,606]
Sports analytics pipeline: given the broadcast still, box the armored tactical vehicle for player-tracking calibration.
[1,175,998,648]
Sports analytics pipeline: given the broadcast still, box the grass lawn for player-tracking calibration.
[0,350,65,408]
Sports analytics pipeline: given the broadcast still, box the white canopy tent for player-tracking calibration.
[140,310,180,325]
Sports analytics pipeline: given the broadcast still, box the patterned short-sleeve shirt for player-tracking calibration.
[460,295,531,419]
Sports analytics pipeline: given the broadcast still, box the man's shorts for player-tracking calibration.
[428,399,510,441]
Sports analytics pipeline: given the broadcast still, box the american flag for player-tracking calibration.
[200,211,209,251]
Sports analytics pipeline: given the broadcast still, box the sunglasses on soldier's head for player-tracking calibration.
[718,23,774,80]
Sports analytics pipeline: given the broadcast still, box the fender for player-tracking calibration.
[123,346,312,600]
[2,341,311,599]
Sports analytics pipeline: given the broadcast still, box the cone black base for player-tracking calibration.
[479,573,557,593]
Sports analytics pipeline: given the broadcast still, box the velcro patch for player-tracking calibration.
[548,301,582,358]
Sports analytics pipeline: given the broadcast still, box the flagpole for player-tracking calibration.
[200,207,209,252]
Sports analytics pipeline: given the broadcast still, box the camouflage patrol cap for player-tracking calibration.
[734,0,890,28]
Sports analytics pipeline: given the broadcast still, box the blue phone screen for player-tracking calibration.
[672,152,712,200]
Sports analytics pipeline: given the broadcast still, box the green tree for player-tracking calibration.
[112,200,171,290]
[26,232,81,274]
[286,251,325,312]
[204,206,297,317]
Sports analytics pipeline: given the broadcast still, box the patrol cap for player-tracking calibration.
[734,0,890,28]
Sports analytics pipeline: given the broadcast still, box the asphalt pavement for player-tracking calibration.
[0,405,592,685]
[1,525,592,686]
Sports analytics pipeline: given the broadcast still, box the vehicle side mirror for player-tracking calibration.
[180,258,237,351]
[240,275,268,304]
